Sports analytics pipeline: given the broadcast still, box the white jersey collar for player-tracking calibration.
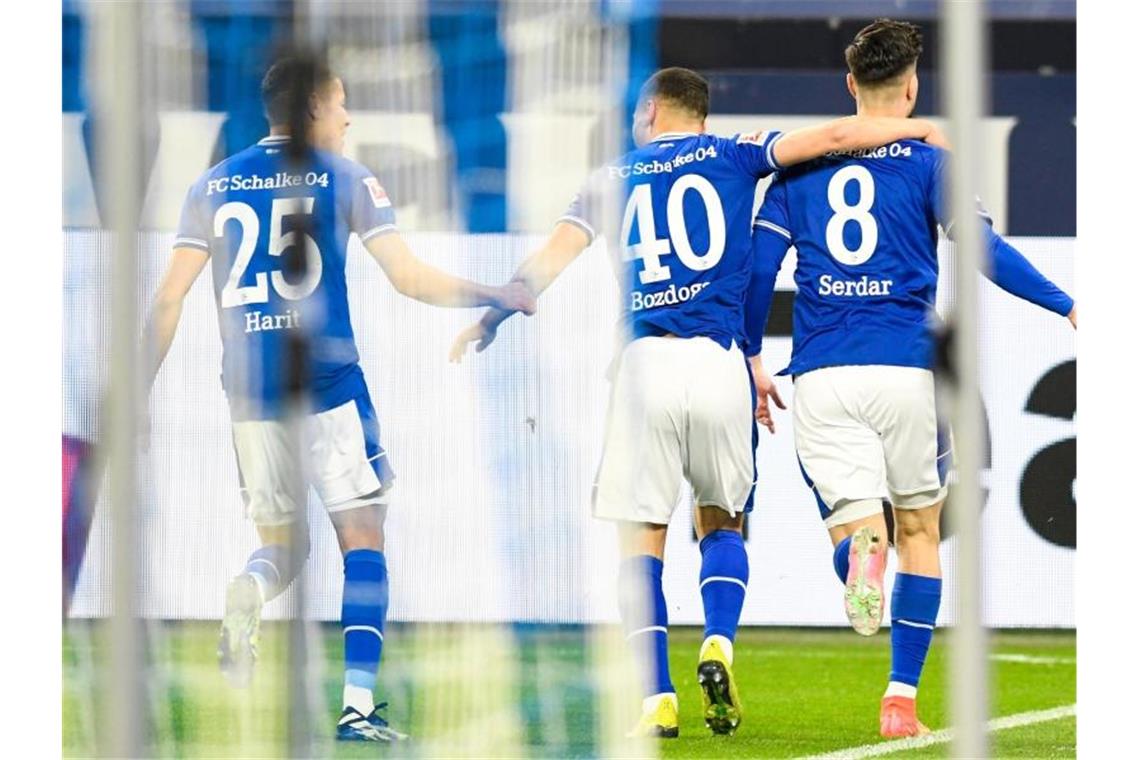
[651,131,700,143]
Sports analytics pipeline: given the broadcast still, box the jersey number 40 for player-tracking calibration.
[215,198,324,308]
[620,175,726,285]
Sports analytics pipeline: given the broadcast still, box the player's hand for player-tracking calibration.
[449,321,498,363]
[751,359,786,434]
[1067,305,1077,329]
[492,281,537,316]
[923,123,952,151]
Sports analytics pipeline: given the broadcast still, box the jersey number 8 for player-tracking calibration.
[216,198,324,309]
[825,165,878,266]
[620,175,727,285]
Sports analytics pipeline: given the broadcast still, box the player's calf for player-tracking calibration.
[241,539,310,602]
[617,554,677,737]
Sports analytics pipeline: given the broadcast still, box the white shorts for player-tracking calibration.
[231,394,395,526]
[793,365,951,529]
[592,336,756,525]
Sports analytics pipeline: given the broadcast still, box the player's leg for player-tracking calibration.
[328,500,402,741]
[684,339,757,735]
[307,392,404,742]
[692,506,747,735]
[615,521,678,737]
[793,367,892,636]
[877,367,949,738]
[878,500,943,738]
[593,337,687,738]
[221,418,310,687]
[694,507,746,668]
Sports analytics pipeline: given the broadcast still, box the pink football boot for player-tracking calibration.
[844,525,886,636]
[880,695,931,738]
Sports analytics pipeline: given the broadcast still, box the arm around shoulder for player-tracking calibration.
[773,116,947,168]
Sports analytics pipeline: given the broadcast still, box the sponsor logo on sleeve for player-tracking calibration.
[363,177,391,209]
[736,130,770,146]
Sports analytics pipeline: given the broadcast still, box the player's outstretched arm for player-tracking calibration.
[449,221,590,362]
[365,232,537,313]
[143,247,209,392]
[984,227,1076,328]
[772,116,949,168]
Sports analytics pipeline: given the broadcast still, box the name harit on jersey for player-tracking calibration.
[630,281,710,312]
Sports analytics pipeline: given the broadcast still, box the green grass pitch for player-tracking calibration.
[64,623,1074,758]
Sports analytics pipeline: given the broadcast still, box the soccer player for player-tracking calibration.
[745,20,1076,739]
[450,66,947,738]
[142,56,535,742]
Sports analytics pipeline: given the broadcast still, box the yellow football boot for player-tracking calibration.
[697,637,742,735]
[626,693,679,739]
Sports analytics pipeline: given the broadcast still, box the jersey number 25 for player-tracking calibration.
[215,198,324,308]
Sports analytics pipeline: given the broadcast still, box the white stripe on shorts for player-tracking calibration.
[344,625,384,640]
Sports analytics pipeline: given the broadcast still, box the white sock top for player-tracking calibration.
[343,683,375,716]
[642,692,678,714]
[884,681,918,700]
[701,634,734,665]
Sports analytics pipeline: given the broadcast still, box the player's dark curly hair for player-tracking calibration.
[639,67,709,119]
[845,19,923,86]
[261,55,337,125]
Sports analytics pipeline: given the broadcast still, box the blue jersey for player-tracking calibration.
[748,139,1072,375]
[560,130,784,350]
[175,135,398,420]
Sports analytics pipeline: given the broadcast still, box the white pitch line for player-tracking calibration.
[990,653,1075,665]
[799,704,1075,760]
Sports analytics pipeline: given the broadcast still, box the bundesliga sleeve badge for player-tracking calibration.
[363,177,392,209]
[736,130,770,145]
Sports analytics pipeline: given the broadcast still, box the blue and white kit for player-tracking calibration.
[175,136,398,522]
[562,129,785,524]
[747,139,1073,526]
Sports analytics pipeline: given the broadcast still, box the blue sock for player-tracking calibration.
[833,536,852,583]
[617,555,674,697]
[889,573,942,690]
[699,530,749,643]
[342,549,388,713]
[243,542,307,603]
